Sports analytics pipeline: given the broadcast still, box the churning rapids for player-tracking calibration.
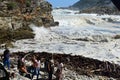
[1,9,120,65]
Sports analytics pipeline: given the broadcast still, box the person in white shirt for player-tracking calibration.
[31,56,41,80]
[56,60,64,80]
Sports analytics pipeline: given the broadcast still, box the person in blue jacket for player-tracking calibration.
[2,47,10,70]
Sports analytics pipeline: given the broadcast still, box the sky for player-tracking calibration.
[47,0,79,7]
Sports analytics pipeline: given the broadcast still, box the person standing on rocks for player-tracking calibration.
[48,59,54,80]
[55,60,64,80]
[18,55,32,79]
[31,55,40,80]
[2,47,10,70]
[44,58,49,73]
[17,55,25,70]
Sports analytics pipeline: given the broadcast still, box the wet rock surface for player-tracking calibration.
[9,52,120,79]
[0,0,58,44]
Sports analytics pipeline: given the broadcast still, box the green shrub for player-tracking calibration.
[26,0,31,7]
[7,2,16,10]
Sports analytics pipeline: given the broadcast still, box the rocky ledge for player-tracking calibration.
[78,6,120,15]
[0,0,58,44]
[71,0,120,15]
[7,52,120,80]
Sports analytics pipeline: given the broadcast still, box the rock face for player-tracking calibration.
[70,0,120,15]
[71,0,114,10]
[11,52,120,80]
[0,0,57,44]
[0,0,56,28]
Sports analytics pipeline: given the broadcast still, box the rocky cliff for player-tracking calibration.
[70,0,120,15]
[71,0,114,10]
[0,0,58,45]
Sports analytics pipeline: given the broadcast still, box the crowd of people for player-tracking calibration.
[1,47,64,80]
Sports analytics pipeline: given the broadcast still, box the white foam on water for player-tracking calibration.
[1,9,120,66]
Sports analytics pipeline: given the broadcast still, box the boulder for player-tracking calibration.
[0,0,58,44]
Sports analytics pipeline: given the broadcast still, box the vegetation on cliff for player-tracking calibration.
[0,27,34,44]
[0,0,57,45]
[70,0,120,15]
